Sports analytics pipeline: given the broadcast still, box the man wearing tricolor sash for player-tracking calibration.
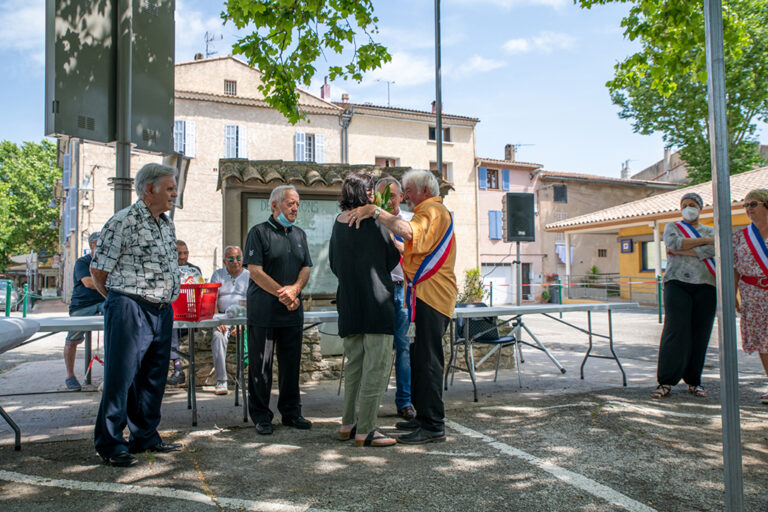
[651,192,717,400]
[350,169,457,444]
[733,188,768,404]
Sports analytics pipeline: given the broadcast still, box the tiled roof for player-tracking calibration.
[546,166,768,231]
[476,157,542,170]
[537,170,677,189]
[333,102,479,123]
[217,159,454,196]
[176,90,342,114]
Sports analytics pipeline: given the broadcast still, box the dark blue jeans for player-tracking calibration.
[94,292,173,457]
[393,283,412,410]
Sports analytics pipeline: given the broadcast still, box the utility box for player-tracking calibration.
[44,0,174,154]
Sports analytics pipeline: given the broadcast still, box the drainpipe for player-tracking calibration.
[340,108,353,164]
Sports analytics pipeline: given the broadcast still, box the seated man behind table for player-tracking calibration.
[64,231,106,391]
[168,239,203,386]
[208,245,250,395]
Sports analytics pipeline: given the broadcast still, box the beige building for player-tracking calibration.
[56,56,479,301]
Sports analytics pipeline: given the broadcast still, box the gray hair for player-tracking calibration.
[402,169,439,197]
[88,231,100,244]
[376,176,402,195]
[269,185,298,207]
[135,163,177,198]
[680,192,704,210]
[223,245,242,256]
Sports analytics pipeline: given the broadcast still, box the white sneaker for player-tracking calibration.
[215,381,229,395]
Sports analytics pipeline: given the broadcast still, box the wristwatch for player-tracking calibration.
[373,206,382,219]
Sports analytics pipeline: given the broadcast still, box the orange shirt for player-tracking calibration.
[403,196,457,318]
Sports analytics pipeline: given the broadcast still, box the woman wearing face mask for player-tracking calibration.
[651,192,716,399]
[732,189,768,403]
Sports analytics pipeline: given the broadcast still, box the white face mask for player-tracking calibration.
[682,206,699,222]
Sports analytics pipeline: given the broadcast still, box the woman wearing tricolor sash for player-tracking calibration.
[651,192,716,399]
[733,189,768,404]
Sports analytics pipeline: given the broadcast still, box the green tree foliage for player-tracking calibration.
[458,268,486,303]
[576,0,768,183]
[222,0,391,124]
[0,140,61,270]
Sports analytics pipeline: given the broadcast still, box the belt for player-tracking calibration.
[393,281,404,286]
[740,275,768,290]
[113,291,172,310]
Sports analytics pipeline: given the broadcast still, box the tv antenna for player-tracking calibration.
[375,79,395,107]
[204,32,223,58]
[507,143,534,160]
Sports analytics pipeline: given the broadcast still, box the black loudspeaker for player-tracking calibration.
[502,192,535,242]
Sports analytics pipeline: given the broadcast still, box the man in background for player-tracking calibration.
[167,240,203,386]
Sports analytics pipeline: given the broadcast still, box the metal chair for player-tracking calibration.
[445,302,521,402]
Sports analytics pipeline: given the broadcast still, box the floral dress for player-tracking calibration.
[733,229,768,353]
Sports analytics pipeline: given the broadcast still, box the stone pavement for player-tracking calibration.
[1,302,767,511]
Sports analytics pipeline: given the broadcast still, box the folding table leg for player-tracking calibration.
[190,329,197,426]
[84,332,92,385]
[0,405,20,451]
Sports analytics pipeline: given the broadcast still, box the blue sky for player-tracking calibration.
[2,0,764,177]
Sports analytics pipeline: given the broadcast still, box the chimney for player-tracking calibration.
[504,144,516,162]
[320,76,331,100]
[620,160,630,179]
[432,100,436,113]
[194,52,204,61]
[341,93,349,105]
[663,148,672,174]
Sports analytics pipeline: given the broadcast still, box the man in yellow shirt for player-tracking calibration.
[349,169,457,444]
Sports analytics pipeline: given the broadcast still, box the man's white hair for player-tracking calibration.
[376,176,402,194]
[402,169,439,197]
[223,245,242,255]
[269,185,298,207]
[135,163,176,198]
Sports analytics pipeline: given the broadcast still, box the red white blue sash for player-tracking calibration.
[675,221,716,276]
[405,219,454,322]
[743,223,768,279]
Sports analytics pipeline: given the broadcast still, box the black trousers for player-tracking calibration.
[247,324,303,425]
[411,298,450,432]
[657,280,717,387]
[94,292,172,457]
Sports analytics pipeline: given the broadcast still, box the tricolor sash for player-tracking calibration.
[405,219,454,322]
[675,221,716,276]
[743,223,768,280]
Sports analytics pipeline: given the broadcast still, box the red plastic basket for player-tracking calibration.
[172,283,221,321]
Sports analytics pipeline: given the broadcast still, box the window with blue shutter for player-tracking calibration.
[488,210,502,239]
[502,169,510,190]
[479,167,487,189]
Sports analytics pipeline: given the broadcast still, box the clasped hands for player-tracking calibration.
[277,285,301,311]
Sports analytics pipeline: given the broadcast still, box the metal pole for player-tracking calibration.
[434,0,443,179]
[22,283,28,317]
[657,276,663,324]
[489,280,493,307]
[4,281,10,316]
[516,242,522,306]
[115,0,134,212]
[704,0,744,509]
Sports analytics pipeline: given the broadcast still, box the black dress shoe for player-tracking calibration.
[397,428,446,445]
[255,422,273,435]
[101,452,138,467]
[395,419,419,431]
[130,441,182,454]
[282,416,312,430]
[397,405,417,420]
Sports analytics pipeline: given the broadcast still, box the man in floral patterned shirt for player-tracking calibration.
[90,163,182,467]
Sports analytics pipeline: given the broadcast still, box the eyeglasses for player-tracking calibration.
[743,201,764,209]
[226,257,242,262]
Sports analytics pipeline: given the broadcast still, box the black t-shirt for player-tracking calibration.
[244,216,313,327]
[330,217,400,338]
[69,254,105,313]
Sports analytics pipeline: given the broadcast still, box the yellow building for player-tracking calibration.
[545,167,767,303]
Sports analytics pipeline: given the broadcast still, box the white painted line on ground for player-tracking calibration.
[481,401,596,413]
[0,470,343,512]
[446,420,657,512]
[425,450,485,457]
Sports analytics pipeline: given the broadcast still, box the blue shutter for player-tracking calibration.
[488,211,495,239]
[495,210,503,239]
[502,169,510,190]
[479,167,487,189]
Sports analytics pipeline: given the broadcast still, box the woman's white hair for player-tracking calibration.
[269,185,298,207]
[402,169,439,197]
[135,163,177,198]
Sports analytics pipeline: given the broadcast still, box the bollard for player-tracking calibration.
[4,280,10,317]
[557,278,563,318]
[22,283,28,317]
[656,275,663,324]
[489,281,493,307]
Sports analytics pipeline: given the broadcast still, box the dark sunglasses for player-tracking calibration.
[226,257,242,262]
[743,201,765,209]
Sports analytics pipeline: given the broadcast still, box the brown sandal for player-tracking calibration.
[354,430,396,447]
[338,425,356,441]
[651,384,671,398]
[688,385,707,398]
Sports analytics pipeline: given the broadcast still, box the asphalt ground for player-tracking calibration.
[1,303,767,511]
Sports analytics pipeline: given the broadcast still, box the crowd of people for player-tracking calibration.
[64,161,768,467]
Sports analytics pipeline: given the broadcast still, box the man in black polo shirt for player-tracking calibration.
[244,185,313,435]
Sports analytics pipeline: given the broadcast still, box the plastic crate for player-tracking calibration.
[172,283,221,321]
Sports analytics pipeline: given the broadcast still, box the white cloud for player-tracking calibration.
[0,0,45,65]
[452,55,506,78]
[450,0,569,9]
[502,31,576,54]
[175,0,234,62]
[367,52,433,87]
